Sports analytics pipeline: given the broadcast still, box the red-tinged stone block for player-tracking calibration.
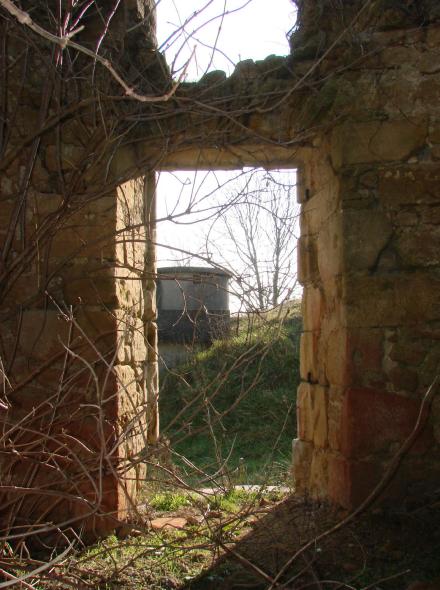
[340,387,434,459]
[345,329,384,387]
[328,455,382,508]
[69,473,121,535]
[328,453,440,509]
[67,413,118,451]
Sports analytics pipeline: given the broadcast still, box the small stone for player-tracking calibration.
[205,510,222,519]
[151,517,188,530]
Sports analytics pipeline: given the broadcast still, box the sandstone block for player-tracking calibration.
[145,321,158,353]
[64,274,118,306]
[292,438,314,494]
[344,273,440,328]
[429,123,440,145]
[300,182,339,237]
[388,365,419,393]
[331,119,427,168]
[142,289,157,321]
[75,308,118,339]
[132,334,148,364]
[420,205,440,225]
[50,222,116,261]
[115,236,147,270]
[116,278,145,310]
[114,365,141,413]
[297,383,329,448]
[381,46,419,68]
[296,168,308,204]
[308,450,329,499]
[327,455,382,509]
[20,310,71,360]
[322,327,347,387]
[45,144,86,172]
[346,328,385,387]
[302,285,324,333]
[415,79,440,108]
[340,387,434,460]
[327,388,344,452]
[396,209,420,226]
[396,226,440,267]
[379,167,440,207]
[342,210,393,271]
[151,517,188,531]
[389,341,426,367]
[317,214,343,282]
[299,332,319,383]
[426,25,440,48]
[297,234,319,285]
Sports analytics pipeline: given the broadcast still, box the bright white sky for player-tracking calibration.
[155,1,298,310]
[156,0,296,79]
[155,168,300,311]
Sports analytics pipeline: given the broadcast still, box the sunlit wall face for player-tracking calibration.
[156,0,297,80]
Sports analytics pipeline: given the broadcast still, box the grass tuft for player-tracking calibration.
[160,302,302,484]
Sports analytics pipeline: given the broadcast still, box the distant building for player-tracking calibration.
[157,266,231,368]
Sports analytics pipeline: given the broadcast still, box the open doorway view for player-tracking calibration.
[5,0,440,586]
[155,168,301,487]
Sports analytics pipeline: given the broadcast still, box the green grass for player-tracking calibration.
[76,529,212,589]
[149,491,191,511]
[56,486,284,590]
[160,302,302,484]
[148,487,266,514]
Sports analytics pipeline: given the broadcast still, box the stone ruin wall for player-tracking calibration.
[293,12,440,507]
[1,0,440,541]
[0,1,161,540]
[1,169,159,537]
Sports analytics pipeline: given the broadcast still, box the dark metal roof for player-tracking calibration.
[157,266,232,278]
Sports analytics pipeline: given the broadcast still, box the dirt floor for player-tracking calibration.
[183,492,440,590]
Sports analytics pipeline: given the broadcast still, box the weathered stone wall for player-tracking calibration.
[294,16,440,507]
[0,2,160,541]
[0,175,158,539]
[1,0,440,542]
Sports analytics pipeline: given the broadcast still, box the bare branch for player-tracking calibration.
[0,0,189,102]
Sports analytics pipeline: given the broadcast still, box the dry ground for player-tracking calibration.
[183,493,440,590]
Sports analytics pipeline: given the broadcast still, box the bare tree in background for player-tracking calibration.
[205,170,299,311]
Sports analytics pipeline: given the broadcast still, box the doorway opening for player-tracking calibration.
[154,167,301,489]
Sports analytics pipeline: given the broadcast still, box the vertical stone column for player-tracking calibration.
[143,172,159,444]
[112,174,159,520]
[294,114,440,507]
[293,141,347,501]
[0,174,157,540]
